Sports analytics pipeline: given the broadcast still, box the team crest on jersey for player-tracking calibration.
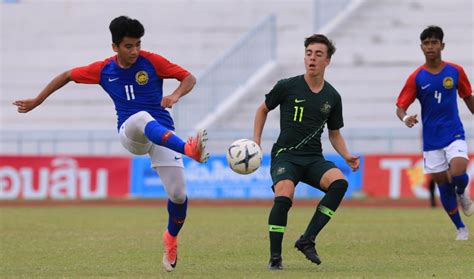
[443,77,454,89]
[135,71,149,85]
[320,101,331,114]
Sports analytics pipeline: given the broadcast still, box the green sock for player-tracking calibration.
[268,196,292,257]
[303,179,347,240]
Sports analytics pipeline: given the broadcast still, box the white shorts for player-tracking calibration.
[423,139,469,174]
[119,111,184,168]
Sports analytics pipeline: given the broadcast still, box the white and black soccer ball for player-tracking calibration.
[226,139,263,175]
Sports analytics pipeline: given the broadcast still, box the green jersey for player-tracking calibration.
[265,75,344,161]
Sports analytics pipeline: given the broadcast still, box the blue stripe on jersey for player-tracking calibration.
[99,56,174,131]
[415,64,465,151]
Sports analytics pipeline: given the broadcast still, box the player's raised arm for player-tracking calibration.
[253,102,270,146]
[13,70,72,113]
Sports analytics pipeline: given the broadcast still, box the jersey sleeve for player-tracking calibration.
[396,71,418,110]
[327,94,344,130]
[265,80,286,111]
[70,61,107,84]
[453,64,473,98]
[140,51,190,81]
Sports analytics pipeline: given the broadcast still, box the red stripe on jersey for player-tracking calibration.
[446,62,473,98]
[140,50,190,81]
[396,65,424,110]
[70,59,111,84]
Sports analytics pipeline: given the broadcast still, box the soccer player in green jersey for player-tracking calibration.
[253,34,360,269]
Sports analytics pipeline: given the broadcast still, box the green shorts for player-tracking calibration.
[270,155,337,192]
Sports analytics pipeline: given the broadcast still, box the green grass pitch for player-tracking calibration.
[1,205,473,278]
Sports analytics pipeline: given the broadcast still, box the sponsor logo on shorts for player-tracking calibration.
[276,167,286,175]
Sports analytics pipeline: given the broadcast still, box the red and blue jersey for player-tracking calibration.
[70,50,190,131]
[397,62,472,151]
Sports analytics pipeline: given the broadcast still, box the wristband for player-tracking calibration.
[402,115,409,123]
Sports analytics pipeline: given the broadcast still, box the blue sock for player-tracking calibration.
[144,121,185,154]
[438,183,464,229]
[167,198,187,237]
[452,173,469,195]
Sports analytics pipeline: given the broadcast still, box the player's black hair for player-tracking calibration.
[420,26,444,42]
[109,16,145,46]
[304,34,336,58]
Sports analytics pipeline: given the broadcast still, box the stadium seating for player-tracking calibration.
[1,0,472,155]
[0,1,266,130]
[208,0,474,154]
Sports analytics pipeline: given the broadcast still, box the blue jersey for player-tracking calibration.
[70,50,190,131]
[397,62,472,151]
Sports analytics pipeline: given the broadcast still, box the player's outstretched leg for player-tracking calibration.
[184,128,209,163]
[144,121,209,163]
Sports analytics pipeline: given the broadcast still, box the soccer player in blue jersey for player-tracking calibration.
[13,16,209,271]
[396,26,474,240]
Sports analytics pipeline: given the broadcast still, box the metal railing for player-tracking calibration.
[173,14,277,135]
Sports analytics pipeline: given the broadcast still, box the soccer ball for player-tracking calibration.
[226,139,263,175]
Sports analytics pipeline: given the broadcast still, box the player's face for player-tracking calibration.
[420,37,444,61]
[113,36,141,68]
[304,43,330,77]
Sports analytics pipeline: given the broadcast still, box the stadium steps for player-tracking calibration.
[1,0,289,132]
[1,0,472,155]
[207,0,474,154]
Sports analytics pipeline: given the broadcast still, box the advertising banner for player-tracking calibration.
[0,156,130,200]
[362,154,474,198]
[3,153,472,200]
[130,154,363,199]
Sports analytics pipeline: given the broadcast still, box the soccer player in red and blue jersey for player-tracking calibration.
[396,26,474,240]
[13,16,209,271]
